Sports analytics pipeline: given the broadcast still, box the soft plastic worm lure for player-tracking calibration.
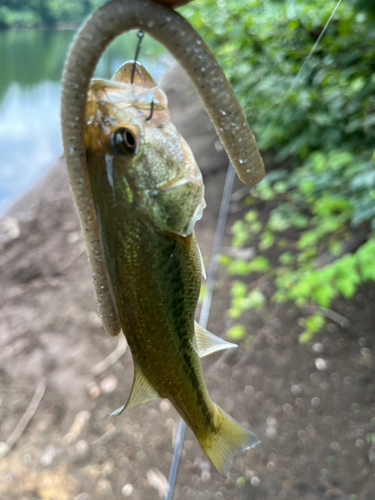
[60,0,264,337]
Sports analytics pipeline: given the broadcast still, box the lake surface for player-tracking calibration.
[0,29,171,214]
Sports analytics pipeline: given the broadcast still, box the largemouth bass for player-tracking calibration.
[84,62,259,475]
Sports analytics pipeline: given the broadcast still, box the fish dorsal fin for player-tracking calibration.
[108,364,161,417]
[112,61,157,88]
[194,322,237,358]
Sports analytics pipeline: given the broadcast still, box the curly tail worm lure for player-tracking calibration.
[60,0,264,337]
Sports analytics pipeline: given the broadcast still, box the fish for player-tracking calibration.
[83,61,259,476]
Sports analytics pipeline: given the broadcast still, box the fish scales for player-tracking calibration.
[84,62,259,475]
[89,153,213,436]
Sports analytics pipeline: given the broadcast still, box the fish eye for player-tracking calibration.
[111,127,137,155]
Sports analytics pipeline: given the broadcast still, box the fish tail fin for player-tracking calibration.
[198,404,260,477]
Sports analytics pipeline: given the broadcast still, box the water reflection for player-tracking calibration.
[0,82,61,212]
[0,29,171,214]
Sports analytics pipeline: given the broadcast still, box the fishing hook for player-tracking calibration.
[145,100,154,121]
[131,29,144,84]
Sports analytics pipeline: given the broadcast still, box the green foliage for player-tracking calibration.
[299,314,326,344]
[227,324,246,340]
[227,256,270,276]
[229,280,266,318]
[221,168,375,338]
[183,0,375,160]
[182,1,375,340]
[0,0,104,28]
[366,433,375,445]
[0,6,39,28]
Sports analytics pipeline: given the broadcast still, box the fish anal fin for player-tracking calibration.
[108,364,161,417]
[199,404,260,477]
[194,322,237,358]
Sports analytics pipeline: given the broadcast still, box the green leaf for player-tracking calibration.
[227,259,251,275]
[227,324,246,340]
[231,281,247,298]
[279,252,293,265]
[259,231,275,251]
[257,183,275,201]
[292,214,309,229]
[231,220,250,248]
[356,239,375,281]
[335,278,356,299]
[268,212,290,232]
[311,284,336,308]
[244,210,257,222]
[297,230,320,249]
[299,331,314,344]
[328,240,342,256]
[273,181,288,193]
[247,289,266,309]
[228,307,242,319]
[305,313,326,333]
[218,254,231,266]
[248,256,270,273]
[250,221,262,233]
[366,433,375,445]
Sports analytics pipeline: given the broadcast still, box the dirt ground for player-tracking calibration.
[0,67,375,500]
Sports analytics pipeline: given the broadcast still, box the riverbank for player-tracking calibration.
[0,28,170,216]
[1,67,375,500]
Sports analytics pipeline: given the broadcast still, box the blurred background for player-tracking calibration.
[1,1,375,499]
[0,22,172,214]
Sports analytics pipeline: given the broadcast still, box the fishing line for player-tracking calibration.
[131,30,154,119]
[263,0,342,140]
[131,29,144,84]
[165,162,236,500]
[165,2,342,497]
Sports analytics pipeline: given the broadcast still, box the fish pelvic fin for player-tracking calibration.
[194,322,237,358]
[108,364,161,417]
[198,404,260,477]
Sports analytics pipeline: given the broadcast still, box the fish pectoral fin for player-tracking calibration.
[108,364,161,417]
[194,322,237,358]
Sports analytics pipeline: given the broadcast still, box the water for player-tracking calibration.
[0,29,171,214]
